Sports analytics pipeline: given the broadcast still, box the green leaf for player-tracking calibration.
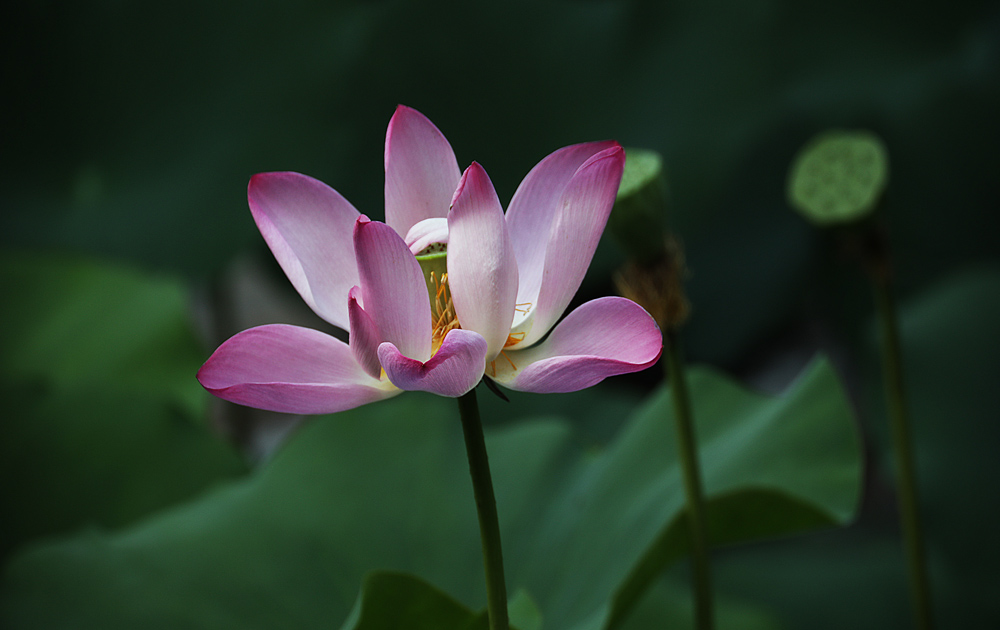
[0,358,860,629]
[576,357,861,629]
[507,590,543,630]
[338,572,541,630]
[339,572,488,630]
[713,268,1000,628]
[0,252,245,560]
[0,251,207,414]
[619,576,780,630]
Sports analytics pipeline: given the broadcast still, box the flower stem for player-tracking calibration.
[457,387,509,630]
[873,273,934,630]
[664,330,714,630]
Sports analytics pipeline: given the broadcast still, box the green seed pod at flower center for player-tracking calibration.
[415,243,460,353]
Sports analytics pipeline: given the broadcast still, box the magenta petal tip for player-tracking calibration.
[378,329,487,398]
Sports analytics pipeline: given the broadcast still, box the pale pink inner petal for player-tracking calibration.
[404,217,450,255]
[511,145,625,347]
[354,216,432,363]
[348,286,383,379]
[197,324,398,414]
[377,329,487,398]
[447,162,518,362]
[489,297,661,393]
[249,172,361,331]
[504,141,620,325]
[384,105,462,238]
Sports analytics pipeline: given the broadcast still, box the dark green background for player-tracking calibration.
[2,1,998,627]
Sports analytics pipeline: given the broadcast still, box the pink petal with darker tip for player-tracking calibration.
[197,324,398,414]
[384,105,462,238]
[447,162,518,362]
[377,329,487,398]
[522,145,625,346]
[491,296,661,393]
[353,216,432,363]
[248,172,361,331]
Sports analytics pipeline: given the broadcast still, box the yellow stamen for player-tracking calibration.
[489,317,530,376]
[500,349,517,370]
[488,349,518,379]
[429,271,460,354]
[503,331,525,348]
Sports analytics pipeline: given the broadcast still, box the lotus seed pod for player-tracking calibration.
[787,130,889,226]
[609,148,669,266]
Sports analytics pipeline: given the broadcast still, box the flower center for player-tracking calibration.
[415,244,461,354]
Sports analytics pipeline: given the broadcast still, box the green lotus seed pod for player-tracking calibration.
[609,148,669,266]
[787,130,889,226]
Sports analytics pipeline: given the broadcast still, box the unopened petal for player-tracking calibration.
[404,217,450,255]
[491,297,661,393]
[447,162,518,362]
[384,105,462,238]
[248,172,361,331]
[197,324,398,414]
[378,329,488,398]
[508,144,626,347]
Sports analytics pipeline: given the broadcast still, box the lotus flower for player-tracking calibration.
[198,106,662,413]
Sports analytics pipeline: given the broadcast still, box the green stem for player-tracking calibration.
[458,388,509,630]
[664,330,714,630]
[873,274,934,630]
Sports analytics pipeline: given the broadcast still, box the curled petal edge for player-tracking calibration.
[348,286,383,379]
[377,329,488,398]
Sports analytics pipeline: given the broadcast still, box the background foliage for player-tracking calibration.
[2,0,998,627]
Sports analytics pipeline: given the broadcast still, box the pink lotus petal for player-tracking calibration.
[197,324,399,414]
[384,105,462,238]
[404,217,450,255]
[377,329,487,398]
[505,141,620,331]
[248,172,361,331]
[348,286,382,379]
[509,144,626,347]
[447,162,519,362]
[354,216,432,363]
[491,296,661,393]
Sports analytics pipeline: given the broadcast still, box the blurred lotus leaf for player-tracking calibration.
[0,357,860,629]
[0,252,245,562]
